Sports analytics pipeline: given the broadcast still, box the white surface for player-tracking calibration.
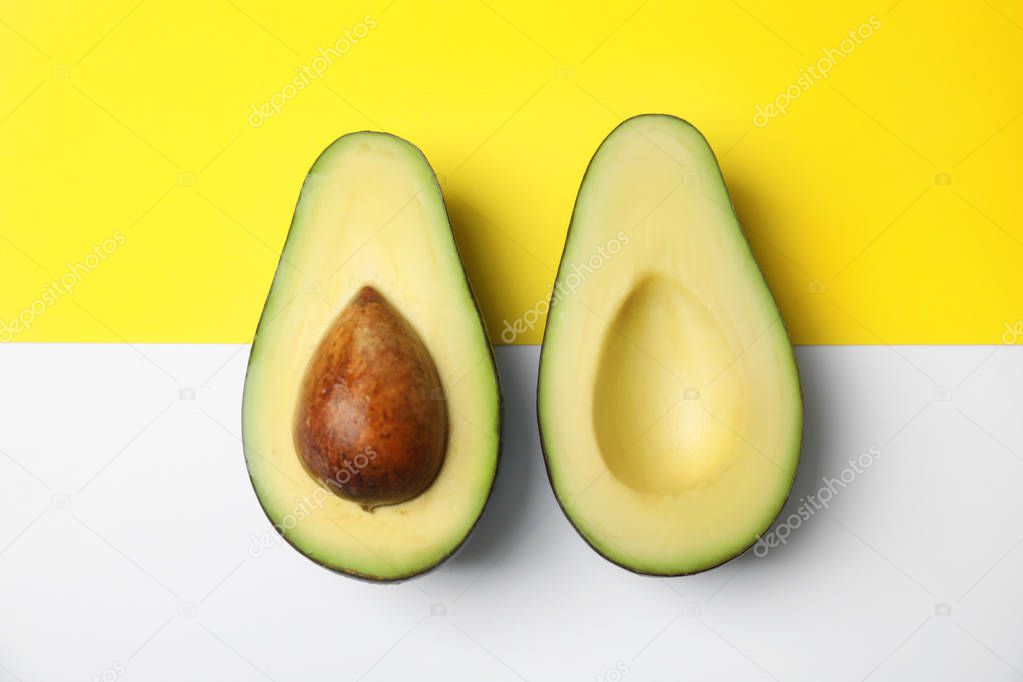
[1,343,1021,681]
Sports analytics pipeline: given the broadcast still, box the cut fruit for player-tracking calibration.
[538,115,802,575]
[242,132,500,581]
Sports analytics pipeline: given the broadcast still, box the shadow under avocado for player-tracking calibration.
[445,347,553,570]
[442,189,503,343]
[738,348,839,570]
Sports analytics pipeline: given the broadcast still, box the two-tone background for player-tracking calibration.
[2,1,1022,679]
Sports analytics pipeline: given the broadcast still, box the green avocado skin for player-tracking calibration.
[241,131,502,582]
[536,114,803,577]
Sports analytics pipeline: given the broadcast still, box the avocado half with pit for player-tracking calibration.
[242,132,500,581]
[538,115,802,575]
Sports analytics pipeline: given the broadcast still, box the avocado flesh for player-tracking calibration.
[538,115,802,575]
[242,132,500,581]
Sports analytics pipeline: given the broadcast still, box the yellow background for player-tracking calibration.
[1,0,1021,345]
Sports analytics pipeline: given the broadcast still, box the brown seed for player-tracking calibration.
[293,286,448,510]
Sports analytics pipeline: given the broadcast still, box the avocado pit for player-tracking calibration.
[293,286,448,510]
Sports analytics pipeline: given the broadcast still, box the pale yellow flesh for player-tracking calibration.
[243,133,499,579]
[539,116,801,574]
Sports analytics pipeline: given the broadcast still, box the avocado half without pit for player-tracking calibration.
[242,132,500,581]
[538,115,803,576]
